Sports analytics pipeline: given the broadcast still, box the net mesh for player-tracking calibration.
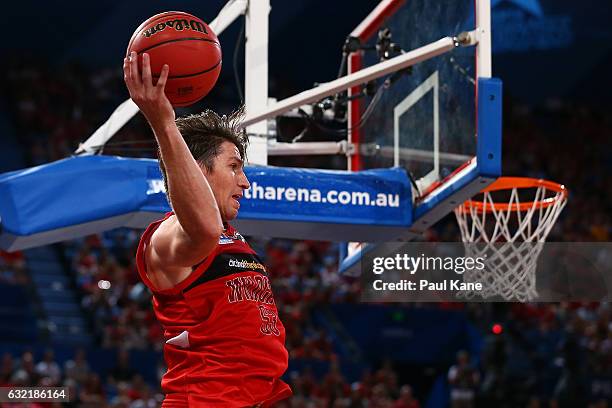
[454,180,568,301]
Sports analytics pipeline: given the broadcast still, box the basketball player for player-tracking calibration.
[123,51,291,407]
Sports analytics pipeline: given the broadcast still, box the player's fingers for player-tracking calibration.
[123,57,130,82]
[142,53,152,86]
[129,51,141,85]
[156,64,169,91]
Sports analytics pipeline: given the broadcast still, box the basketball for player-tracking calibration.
[126,11,221,107]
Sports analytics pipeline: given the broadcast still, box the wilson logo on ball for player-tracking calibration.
[127,11,221,107]
[141,19,209,38]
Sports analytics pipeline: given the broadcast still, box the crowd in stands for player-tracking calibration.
[448,303,612,407]
[0,250,28,285]
[0,56,610,407]
[3,228,609,407]
[501,102,611,242]
[277,361,422,408]
[70,231,164,351]
[0,348,163,407]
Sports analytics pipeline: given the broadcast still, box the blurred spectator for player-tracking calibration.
[79,373,105,405]
[109,381,132,407]
[448,350,479,408]
[0,250,28,285]
[551,334,589,408]
[369,382,394,408]
[0,353,15,386]
[393,385,420,408]
[130,382,162,408]
[11,351,39,386]
[375,360,399,396]
[108,349,136,385]
[34,349,61,386]
[321,360,349,403]
[64,348,91,384]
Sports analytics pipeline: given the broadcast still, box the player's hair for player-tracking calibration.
[158,106,249,194]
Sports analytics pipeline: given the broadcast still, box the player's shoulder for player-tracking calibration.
[141,212,174,236]
[147,212,178,238]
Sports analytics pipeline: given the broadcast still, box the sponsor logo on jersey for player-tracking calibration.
[228,258,266,272]
[184,253,267,291]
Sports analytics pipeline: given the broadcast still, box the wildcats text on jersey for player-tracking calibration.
[226,275,274,304]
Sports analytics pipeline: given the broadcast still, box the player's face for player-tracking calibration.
[204,141,250,222]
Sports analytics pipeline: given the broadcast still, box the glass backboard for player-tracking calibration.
[348,0,486,221]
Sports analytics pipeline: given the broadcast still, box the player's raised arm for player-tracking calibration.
[123,52,222,272]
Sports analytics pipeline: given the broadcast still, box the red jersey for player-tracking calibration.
[136,213,291,407]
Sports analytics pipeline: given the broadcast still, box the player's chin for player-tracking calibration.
[224,208,239,221]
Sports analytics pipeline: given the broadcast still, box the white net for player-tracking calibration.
[454,179,568,301]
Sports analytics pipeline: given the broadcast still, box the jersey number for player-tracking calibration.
[258,305,280,336]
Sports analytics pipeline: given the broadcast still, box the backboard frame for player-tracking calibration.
[347,0,500,231]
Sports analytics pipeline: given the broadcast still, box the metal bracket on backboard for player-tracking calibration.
[454,29,479,47]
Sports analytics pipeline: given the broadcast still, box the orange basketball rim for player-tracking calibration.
[457,177,569,214]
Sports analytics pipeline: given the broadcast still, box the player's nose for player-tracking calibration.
[239,172,250,190]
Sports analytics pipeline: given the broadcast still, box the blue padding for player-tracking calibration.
[477,78,503,177]
[0,156,413,249]
[338,242,376,276]
[240,166,411,226]
[0,156,165,235]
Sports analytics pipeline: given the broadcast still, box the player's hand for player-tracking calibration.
[123,51,175,131]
